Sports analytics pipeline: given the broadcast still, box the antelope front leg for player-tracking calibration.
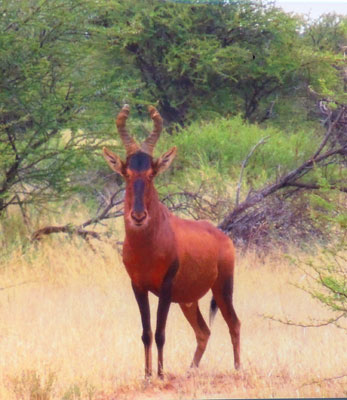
[155,260,179,378]
[132,283,152,378]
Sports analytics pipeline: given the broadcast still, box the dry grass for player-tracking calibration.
[0,216,346,399]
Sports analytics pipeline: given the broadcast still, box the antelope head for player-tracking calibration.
[103,105,177,228]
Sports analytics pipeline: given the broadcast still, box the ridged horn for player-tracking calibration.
[140,106,163,156]
[116,104,139,155]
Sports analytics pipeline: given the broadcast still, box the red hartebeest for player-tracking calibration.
[103,105,240,378]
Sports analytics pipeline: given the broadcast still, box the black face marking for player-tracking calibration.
[128,151,151,172]
[133,178,145,213]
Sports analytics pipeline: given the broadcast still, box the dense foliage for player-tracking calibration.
[0,0,346,233]
[100,1,345,124]
[0,0,122,213]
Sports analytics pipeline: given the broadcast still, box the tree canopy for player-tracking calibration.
[0,0,116,213]
[102,0,345,123]
[0,0,346,221]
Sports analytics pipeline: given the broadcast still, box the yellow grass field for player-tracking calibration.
[0,215,346,399]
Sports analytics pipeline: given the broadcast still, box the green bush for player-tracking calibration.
[156,116,316,190]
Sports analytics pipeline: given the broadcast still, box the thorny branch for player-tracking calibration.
[263,242,347,330]
[263,312,346,329]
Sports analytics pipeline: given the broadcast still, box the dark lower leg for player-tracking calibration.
[155,299,170,378]
[155,260,179,378]
[132,283,153,378]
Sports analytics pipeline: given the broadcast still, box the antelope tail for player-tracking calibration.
[209,296,218,327]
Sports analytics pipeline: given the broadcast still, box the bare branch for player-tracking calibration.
[80,188,124,228]
[299,374,347,388]
[263,312,346,329]
[31,187,125,243]
[312,106,345,159]
[287,182,347,193]
[235,136,269,206]
[32,225,102,241]
[161,184,227,221]
[219,105,347,234]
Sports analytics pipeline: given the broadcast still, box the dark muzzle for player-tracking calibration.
[131,179,148,224]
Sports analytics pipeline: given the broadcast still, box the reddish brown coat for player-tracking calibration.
[103,105,240,378]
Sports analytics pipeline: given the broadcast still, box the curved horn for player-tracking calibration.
[140,106,163,156]
[116,104,139,155]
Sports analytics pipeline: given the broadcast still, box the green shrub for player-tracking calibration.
[156,115,317,191]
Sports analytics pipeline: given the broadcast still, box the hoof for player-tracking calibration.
[142,376,152,388]
[186,365,199,378]
[158,372,164,380]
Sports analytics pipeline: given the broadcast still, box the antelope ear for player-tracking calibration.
[103,147,126,176]
[154,146,177,175]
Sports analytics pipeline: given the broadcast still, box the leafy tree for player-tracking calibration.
[100,0,344,125]
[304,13,347,54]
[302,14,347,104]
[0,0,122,215]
